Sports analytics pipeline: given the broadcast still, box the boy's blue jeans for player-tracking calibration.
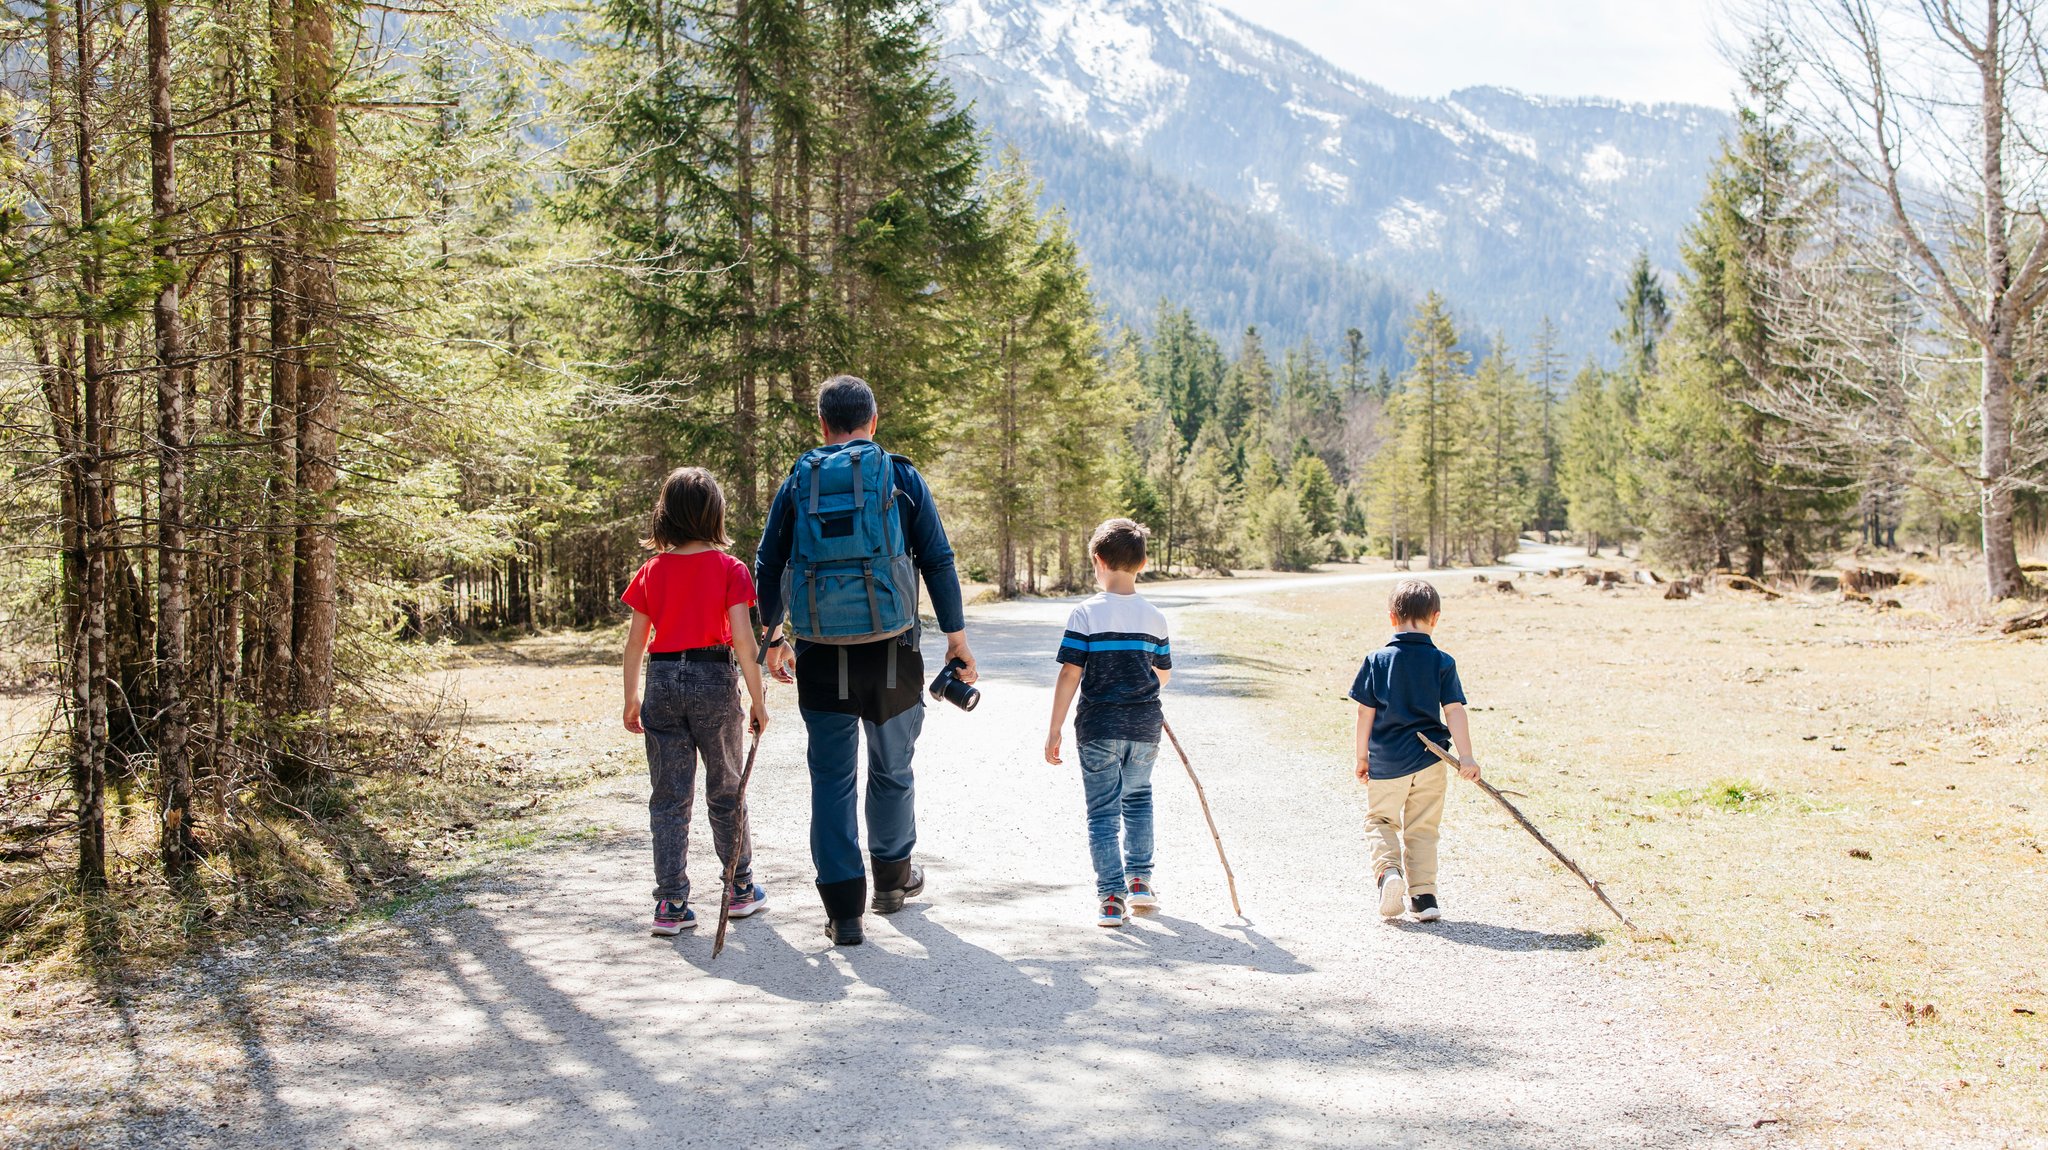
[1078,738,1157,897]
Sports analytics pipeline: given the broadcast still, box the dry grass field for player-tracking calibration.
[1179,562,2048,1145]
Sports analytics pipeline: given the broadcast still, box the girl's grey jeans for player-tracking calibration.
[640,660,753,903]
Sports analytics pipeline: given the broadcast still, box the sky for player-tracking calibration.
[1204,0,1743,108]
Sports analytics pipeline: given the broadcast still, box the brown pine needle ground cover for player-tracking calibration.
[1180,572,2048,1146]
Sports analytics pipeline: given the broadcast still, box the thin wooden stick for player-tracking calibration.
[1417,733,1636,930]
[712,729,763,958]
[1161,719,1243,918]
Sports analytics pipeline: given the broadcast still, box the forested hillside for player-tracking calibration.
[939,0,1730,354]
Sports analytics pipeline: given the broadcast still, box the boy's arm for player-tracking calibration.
[622,612,651,734]
[1443,702,1481,781]
[1045,663,1083,765]
[1353,702,1374,781]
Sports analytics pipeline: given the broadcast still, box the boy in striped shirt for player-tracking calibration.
[1044,519,1173,927]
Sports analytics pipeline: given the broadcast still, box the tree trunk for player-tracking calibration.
[288,0,340,734]
[148,0,196,877]
[1977,2,2023,599]
[261,0,298,720]
[70,0,107,890]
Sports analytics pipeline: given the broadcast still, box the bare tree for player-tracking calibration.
[1770,0,2048,599]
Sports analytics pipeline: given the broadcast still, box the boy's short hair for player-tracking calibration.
[646,466,730,550]
[818,374,877,435]
[1090,518,1149,572]
[1389,578,1441,624]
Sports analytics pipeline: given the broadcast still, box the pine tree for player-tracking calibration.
[1392,292,1471,566]
[1528,314,1567,540]
[1636,34,1851,576]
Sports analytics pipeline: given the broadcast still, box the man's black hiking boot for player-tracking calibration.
[818,875,867,945]
[870,857,925,915]
[1409,893,1441,922]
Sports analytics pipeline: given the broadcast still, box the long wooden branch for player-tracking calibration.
[712,728,762,958]
[1416,733,1635,930]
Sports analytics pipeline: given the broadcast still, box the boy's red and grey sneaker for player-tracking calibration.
[1408,893,1441,922]
[725,882,768,919]
[1097,893,1129,928]
[1377,870,1408,918]
[651,899,697,936]
[1126,876,1159,909]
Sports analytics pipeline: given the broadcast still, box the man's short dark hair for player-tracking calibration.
[1390,578,1441,624]
[1090,518,1149,572]
[818,374,877,435]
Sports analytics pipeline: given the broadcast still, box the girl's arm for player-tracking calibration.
[728,603,770,736]
[1443,702,1481,780]
[1045,663,1083,765]
[623,612,651,733]
[1353,702,1375,781]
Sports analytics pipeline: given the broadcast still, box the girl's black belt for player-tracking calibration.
[648,646,734,664]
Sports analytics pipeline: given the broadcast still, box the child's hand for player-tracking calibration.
[623,698,643,735]
[1044,731,1063,766]
[1354,757,1370,782]
[1458,756,1481,782]
[749,700,770,737]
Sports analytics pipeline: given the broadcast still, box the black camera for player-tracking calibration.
[928,657,980,712]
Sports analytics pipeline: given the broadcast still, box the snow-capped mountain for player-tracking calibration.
[940,0,1729,357]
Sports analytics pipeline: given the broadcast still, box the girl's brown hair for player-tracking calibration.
[644,467,730,550]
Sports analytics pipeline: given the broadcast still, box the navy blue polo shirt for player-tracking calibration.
[1347,631,1467,780]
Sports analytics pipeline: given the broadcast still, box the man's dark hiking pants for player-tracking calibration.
[795,636,925,918]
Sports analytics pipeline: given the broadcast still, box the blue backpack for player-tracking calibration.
[782,444,919,644]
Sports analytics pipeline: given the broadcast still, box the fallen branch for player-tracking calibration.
[1417,733,1635,930]
[1161,720,1243,918]
[713,730,763,958]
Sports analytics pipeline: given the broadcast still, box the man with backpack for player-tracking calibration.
[755,375,978,946]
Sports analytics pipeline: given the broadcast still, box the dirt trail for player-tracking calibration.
[8,553,1774,1149]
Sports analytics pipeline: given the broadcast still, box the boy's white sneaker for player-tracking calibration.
[1377,870,1408,918]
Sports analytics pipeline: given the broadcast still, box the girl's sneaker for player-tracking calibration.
[1126,877,1159,909]
[651,899,697,936]
[1097,893,1129,928]
[726,882,769,919]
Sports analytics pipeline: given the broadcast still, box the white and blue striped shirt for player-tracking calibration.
[1056,591,1172,743]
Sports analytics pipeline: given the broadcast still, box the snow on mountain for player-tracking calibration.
[939,0,1729,355]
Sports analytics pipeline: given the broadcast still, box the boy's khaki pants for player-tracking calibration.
[1366,762,1447,896]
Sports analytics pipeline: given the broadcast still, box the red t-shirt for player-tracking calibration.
[621,551,758,652]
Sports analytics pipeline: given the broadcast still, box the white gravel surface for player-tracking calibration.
[8,564,1772,1148]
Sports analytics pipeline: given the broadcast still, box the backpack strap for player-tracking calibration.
[837,645,849,701]
[863,560,881,633]
[850,445,864,509]
[808,455,822,514]
[885,639,897,690]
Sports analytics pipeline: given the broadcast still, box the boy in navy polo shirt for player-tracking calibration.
[1348,579,1482,922]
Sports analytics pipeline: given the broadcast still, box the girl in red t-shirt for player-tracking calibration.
[621,467,772,936]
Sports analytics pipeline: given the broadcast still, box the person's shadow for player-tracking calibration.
[1384,917,1603,951]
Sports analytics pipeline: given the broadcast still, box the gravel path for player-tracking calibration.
[8,560,1771,1148]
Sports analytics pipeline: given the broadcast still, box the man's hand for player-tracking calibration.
[766,640,795,684]
[624,698,643,735]
[944,632,977,684]
[1458,756,1482,783]
[1045,730,1063,766]
[1354,757,1371,783]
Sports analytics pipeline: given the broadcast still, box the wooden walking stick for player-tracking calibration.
[1416,732,1635,930]
[1161,719,1243,918]
[712,728,763,958]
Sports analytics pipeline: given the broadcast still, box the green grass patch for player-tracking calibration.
[1650,779,1775,812]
